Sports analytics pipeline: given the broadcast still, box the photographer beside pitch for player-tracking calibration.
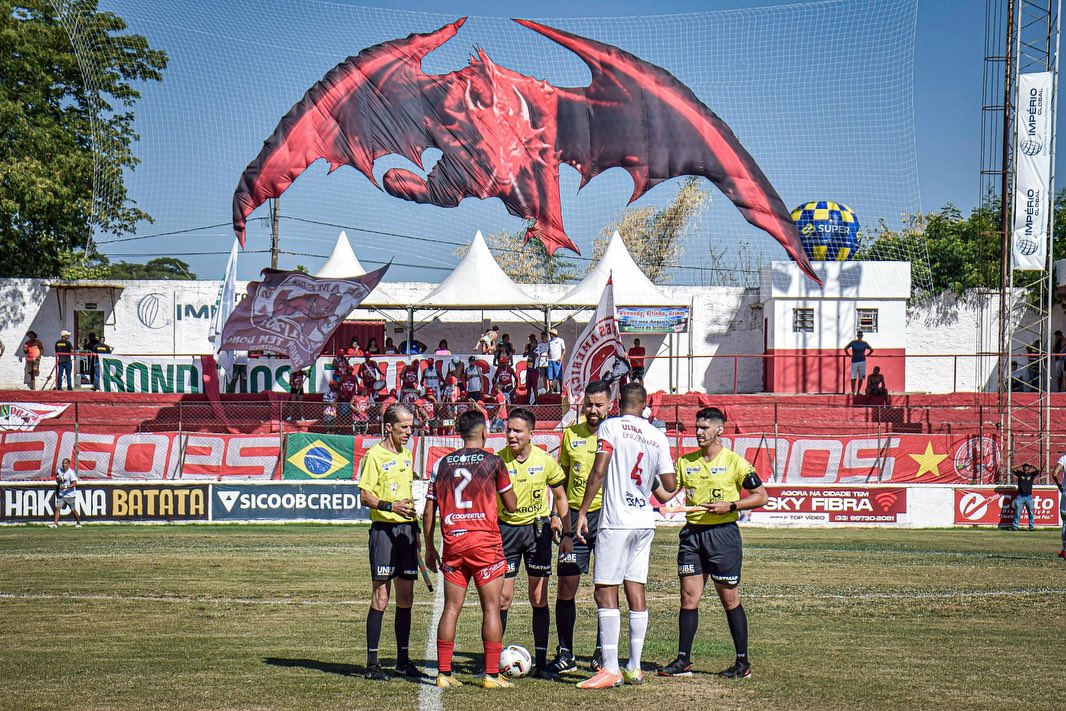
[356,404,422,681]
[656,407,768,680]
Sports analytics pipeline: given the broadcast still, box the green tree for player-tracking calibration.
[106,257,196,280]
[0,1,167,277]
[858,191,1066,297]
[456,228,580,284]
[591,176,710,283]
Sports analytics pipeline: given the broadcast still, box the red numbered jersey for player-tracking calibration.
[429,448,511,550]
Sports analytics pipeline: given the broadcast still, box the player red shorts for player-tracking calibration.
[440,540,507,588]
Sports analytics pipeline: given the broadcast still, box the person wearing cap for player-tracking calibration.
[22,331,44,390]
[54,330,75,391]
[547,328,566,394]
[493,356,518,402]
[465,356,486,402]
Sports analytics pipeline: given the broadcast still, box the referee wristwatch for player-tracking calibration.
[379,500,393,512]
[729,502,738,513]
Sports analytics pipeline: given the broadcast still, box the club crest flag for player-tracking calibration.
[220,265,388,371]
[562,278,628,424]
[0,403,69,432]
[283,433,355,480]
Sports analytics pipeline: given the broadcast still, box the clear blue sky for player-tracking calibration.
[100,0,1025,280]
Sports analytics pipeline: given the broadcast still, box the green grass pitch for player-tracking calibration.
[1,524,1063,710]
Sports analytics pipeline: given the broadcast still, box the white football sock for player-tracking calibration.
[626,610,649,673]
[598,608,621,674]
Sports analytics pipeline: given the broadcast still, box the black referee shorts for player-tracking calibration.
[369,521,419,581]
[677,521,743,585]
[558,508,600,576]
[499,520,553,578]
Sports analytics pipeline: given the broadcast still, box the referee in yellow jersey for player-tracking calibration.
[357,404,423,681]
[655,407,768,680]
[548,380,612,673]
[498,407,572,680]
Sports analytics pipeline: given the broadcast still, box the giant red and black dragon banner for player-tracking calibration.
[232,18,819,283]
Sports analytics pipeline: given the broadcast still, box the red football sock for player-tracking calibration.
[437,639,454,674]
[484,641,502,675]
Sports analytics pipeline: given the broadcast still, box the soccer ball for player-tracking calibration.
[499,644,532,678]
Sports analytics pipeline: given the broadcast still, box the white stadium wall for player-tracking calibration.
[0,277,1057,393]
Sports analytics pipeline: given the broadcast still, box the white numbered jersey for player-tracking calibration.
[596,415,674,529]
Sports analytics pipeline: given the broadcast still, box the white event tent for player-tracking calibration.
[557,231,681,307]
[315,231,398,307]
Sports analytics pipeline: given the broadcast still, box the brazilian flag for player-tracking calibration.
[283,433,356,480]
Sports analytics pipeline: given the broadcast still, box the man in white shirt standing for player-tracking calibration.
[1051,453,1066,561]
[51,455,82,528]
[547,328,566,394]
[575,382,677,688]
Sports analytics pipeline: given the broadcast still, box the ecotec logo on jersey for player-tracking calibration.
[444,511,487,526]
[216,489,360,511]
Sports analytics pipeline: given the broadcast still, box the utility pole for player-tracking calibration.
[270,198,280,269]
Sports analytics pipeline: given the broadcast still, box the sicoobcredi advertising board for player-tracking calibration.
[212,483,370,521]
[1,483,208,523]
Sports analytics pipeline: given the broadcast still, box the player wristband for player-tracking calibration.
[550,512,561,519]
[562,531,574,538]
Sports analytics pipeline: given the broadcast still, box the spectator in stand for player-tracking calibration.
[843,331,874,396]
[383,337,398,355]
[332,349,350,383]
[447,357,465,386]
[339,370,359,421]
[1052,454,1066,561]
[533,334,550,394]
[22,331,44,390]
[231,350,249,393]
[287,367,307,421]
[347,337,364,358]
[360,357,382,398]
[322,380,340,430]
[352,394,371,435]
[628,338,647,382]
[90,335,112,391]
[418,393,440,435]
[1053,330,1065,392]
[54,329,75,391]
[490,390,509,433]
[441,375,463,434]
[366,337,381,355]
[524,334,540,404]
[493,357,518,402]
[400,358,421,400]
[380,389,399,411]
[84,333,98,389]
[1010,360,1034,393]
[476,328,494,354]
[422,358,442,400]
[435,339,451,356]
[1011,463,1039,531]
[494,333,516,367]
[465,356,486,401]
[547,328,566,394]
[865,366,887,399]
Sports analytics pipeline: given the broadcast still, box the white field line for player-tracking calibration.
[418,572,444,711]
[2,588,1064,607]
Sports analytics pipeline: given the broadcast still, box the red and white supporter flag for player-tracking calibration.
[562,277,628,424]
[220,266,388,370]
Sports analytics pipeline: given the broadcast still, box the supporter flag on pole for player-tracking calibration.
[562,275,629,425]
[220,265,389,371]
[209,238,240,375]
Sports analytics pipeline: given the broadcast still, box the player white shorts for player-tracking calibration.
[593,527,655,585]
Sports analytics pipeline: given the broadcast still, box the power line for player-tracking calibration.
[279,249,452,272]
[95,222,234,244]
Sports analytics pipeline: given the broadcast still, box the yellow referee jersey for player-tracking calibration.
[357,443,417,524]
[560,422,602,511]
[497,445,565,525]
[676,447,758,526]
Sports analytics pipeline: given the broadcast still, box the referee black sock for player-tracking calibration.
[394,606,412,665]
[500,608,509,635]
[532,605,550,668]
[678,607,699,661]
[556,598,576,653]
[366,608,384,666]
[725,605,748,663]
